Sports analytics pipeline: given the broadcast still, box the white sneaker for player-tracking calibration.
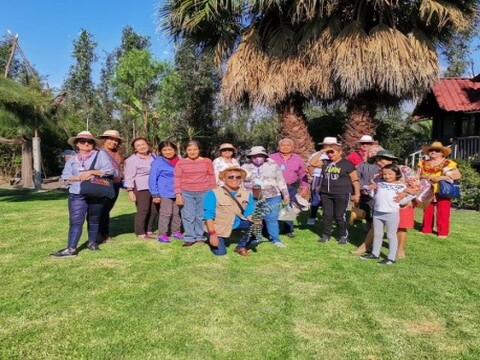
[273,241,287,248]
[306,218,316,225]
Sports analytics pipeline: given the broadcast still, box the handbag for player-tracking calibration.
[278,204,297,221]
[413,179,434,208]
[291,193,311,215]
[439,180,461,199]
[79,152,115,199]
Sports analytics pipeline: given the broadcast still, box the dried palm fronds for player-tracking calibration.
[419,0,470,29]
[367,24,413,98]
[331,21,371,98]
[407,28,439,99]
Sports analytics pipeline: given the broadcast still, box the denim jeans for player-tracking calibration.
[181,190,207,241]
[264,195,282,243]
[208,220,252,256]
[68,193,104,249]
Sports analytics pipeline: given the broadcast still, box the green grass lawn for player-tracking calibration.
[1,188,479,359]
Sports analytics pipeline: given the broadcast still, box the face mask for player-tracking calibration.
[251,156,266,166]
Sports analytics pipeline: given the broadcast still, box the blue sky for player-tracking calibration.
[1,0,479,92]
[1,0,171,89]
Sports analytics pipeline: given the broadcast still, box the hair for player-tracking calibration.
[185,140,201,150]
[278,138,294,147]
[131,137,150,152]
[382,163,402,180]
[158,140,178,154]
[367,144,384,158]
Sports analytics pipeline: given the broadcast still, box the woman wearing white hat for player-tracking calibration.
[417,141,461,238]
[97,130,125,242]
[212,143,240,186]
[346,135,374,167]
[310,137,361,245]
[50,131,114,257]
[241,146,289,247]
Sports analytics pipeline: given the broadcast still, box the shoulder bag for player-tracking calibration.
[80,152,115,199]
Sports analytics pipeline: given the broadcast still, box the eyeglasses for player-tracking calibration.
[429,149,442,153]
[78,140,94,145]
[361,142,373,145]
[221,149,234,152]
[326,150,335,154]
[227,175,242,180]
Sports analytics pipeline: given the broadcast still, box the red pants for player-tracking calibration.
[421,195,452,236]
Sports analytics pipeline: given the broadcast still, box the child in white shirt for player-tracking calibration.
[361,164,406,265]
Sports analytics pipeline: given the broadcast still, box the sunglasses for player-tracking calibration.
[360,142,373,145]
[78,140,94,145]
[326,150,335,154]
[227,175,242,180]
[221,149,234,152]
[429,149,442,153]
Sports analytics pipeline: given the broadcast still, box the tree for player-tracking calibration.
[62,29,99,132]
[110,48,166,138]
[0,77,51,187]
[159,0,478,153]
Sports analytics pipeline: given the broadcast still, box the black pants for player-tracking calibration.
[134,188,158,236]
[99,182,121,237]
[320,192,350,238]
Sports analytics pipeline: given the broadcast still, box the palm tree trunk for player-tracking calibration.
[21,137,34,189]
[344,93,377,151]
[278,95,315,160]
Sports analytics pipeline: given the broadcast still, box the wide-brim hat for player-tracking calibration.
[67,131,100,147]
[218,166,247,181]
[370,150,403,163]
[318,137,342,146]
[421,141,451,157]
[357,135,374,143]
[218,143,236,153]
[97,130,124,143]
[246,146,269,157]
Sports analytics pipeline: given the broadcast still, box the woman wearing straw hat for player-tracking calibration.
[97,130,125,242]
[212,143,240,186]
[310,137,361,245]
[50,131,114,257]
[417,141,461,238]
[242,146,289,248]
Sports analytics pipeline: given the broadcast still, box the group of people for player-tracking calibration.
[50,130,462,264]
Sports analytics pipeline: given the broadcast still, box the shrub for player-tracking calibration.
[454,159,480,211]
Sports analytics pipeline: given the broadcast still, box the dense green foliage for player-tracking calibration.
[455,159,480,210]
[0,189,479,359]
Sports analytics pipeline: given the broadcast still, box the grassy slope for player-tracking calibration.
[0,189,479,359]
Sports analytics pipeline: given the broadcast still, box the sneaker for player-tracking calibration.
[318,235,330,243]
[157,234,171,243]
[338,236,348,245]
[273,241,286,248]
[378,258,395,265]
[246,238,260,249]
[172,232,184,240]
[285,232,295,238]
[360,253,379,260]
[87,242,100,251]
[50,248,78,257]
[306,218,316,225]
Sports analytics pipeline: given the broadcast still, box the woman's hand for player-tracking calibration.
[429,176,442,183]
[175,194,184,206]
[79,171,94,181]
[152,197,161,204]
[128,191,136,202]
[209,233,219,247]
[393,192,408,203]
[351,194,360,204]
[283,196,290,204]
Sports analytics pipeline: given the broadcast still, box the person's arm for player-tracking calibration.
[309,151,325,168]
[123,156,137,202]
[174,161,184,205]
[149,160,162,203]
[206,158,217,189]
[349,170,361,204]
[203,191,218,246]
[298,157,309,191]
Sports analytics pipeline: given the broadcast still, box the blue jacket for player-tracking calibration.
[149,156,176,198]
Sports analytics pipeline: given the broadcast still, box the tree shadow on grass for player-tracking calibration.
[0,188,68,202]
[109,212,136,238]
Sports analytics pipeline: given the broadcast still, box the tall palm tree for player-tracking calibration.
[159,0,478,153]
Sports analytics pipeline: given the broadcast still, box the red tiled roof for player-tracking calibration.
[431,77,480,112]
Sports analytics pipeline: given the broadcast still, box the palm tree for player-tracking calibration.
[0,77,51,188]
[159,0,478,153]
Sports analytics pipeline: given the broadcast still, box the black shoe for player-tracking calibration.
[360,253,379,260]
[318,235,330,243]
[50,248,77,257]
[87,242,100,251]
[285,232,295,238]
[378,258,395,265]
[338,236,348,245]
